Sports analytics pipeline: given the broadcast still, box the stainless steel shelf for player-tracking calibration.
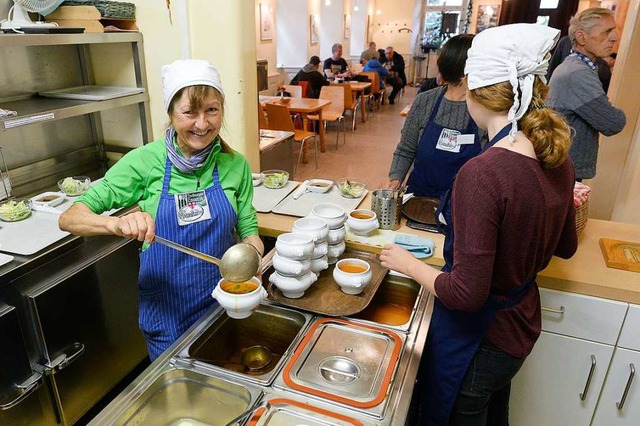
[0,92,149,131]
[0,32,142,48]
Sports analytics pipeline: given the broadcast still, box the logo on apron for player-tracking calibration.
[436,128,462,153]
[175,190,212,226]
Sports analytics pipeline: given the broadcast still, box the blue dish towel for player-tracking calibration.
[394,233,435,259]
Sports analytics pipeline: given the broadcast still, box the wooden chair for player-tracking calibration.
[308,86,346,150]
[265,102,318,173]
[359,71,384,112]
[297,81,311,98]
[342,83,360,131]
[283,85,303,98]
[258,101,268,129]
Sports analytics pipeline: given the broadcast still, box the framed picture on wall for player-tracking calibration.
[260,3,273,41]
[476,4,501,33]
[310,14,319,44]
[344,14,351,39]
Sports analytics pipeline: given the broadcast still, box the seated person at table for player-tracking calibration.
[360,41,378,64]
[290,56,329,98]
[363,52,389,90]
[323,43,352,80]
[380,46,407,104]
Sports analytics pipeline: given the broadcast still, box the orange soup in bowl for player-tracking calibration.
[350,212,373,220]
[338,263,368,274]
[221,281,259,294]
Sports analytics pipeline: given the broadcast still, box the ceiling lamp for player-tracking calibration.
[376,9,382,15]
[353,0,359,11]
[325,0,331,5]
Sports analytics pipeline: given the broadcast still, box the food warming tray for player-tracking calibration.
[248,396,368,425]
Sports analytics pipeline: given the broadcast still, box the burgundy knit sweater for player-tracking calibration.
[434,147,578,358]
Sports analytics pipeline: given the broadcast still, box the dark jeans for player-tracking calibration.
[406,340,525,426]
[388,75,404,101]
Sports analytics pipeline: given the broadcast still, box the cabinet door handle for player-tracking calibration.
[579,354,597,401]
[48,342,85,372]
[616,363,635,411]
[0,372,42,410]
[541,305,565,315]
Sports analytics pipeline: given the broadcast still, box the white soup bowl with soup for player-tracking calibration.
[346,209,379,236]
[333,258,372,295]
[211,277,267,319]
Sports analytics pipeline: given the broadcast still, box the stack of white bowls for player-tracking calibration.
[271,233,317,299]
[292,216,330,276]
[310,203,347,265]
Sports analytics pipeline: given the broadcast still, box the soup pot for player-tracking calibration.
[211,277,267,319]
[292,217,329,243]
[275,233,314,260]
[333,258,372,295]
[269,270,317,299]
[310,203,347,230]
[346,209,379,237]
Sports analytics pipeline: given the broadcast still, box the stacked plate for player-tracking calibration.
[271,233,317,299]
[310,203,347,265]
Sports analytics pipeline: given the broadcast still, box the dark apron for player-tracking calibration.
[138,158,237,360]
[406,89,481,198]
[424,124,533,425]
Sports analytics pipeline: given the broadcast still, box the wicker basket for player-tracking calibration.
[61,0,135,19]
[575,197,589,237]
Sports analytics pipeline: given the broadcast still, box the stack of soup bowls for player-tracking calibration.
[271,233,317,298]
[309,203,347,265]
[291,216,330,277]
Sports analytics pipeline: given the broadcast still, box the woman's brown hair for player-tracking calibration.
[167,85,233,155]
[468,77,571,168]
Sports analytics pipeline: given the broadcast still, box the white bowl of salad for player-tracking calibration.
[57,176,91,197]
[262,170,289,189]
[337,178,367,198]
[0,199,32,222]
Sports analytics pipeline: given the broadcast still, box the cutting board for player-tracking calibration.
[599,238,640,273]
[252,181,298,213]
[0,210,70,256]
[272,185,367,218]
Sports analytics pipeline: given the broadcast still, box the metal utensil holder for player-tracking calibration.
[371,189,402,230]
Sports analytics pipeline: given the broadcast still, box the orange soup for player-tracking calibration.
[339,263,367,273]
[221,281,259,294]
[350,212,373,220]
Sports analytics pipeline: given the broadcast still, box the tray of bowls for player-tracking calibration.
[251,170,299,213]
[272,177,368,218]
[263,202,388,317]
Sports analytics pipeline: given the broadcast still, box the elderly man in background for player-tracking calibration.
[547,7,626,181]
[360,41,378,64]
[323,43,352,80]
[380,46,406,104]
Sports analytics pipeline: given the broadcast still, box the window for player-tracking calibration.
[421,0,467,52]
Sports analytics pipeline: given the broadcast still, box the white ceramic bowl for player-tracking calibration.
[275,233,314,260]
[346,209,379,236]
[310,254,329,274]
[306,179,333,194]
[30,191,65,207]
[57,176,91,196]
[327,225,346,245]
[211,277,267,319]
[252,173,264,187]
[310,203,347,230]
[327,240,346,259]
[328,256,339,265]
[332,258,372,295]
[292,217,329,243]
[269,270,317,299]
[312,241,329,258]
[272,252,311,276]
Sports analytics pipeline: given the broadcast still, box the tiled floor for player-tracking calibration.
[293,86,418,189]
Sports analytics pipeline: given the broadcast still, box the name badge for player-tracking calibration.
[174,190,212,226]
[455,134,475,145]
[435,128,461,153]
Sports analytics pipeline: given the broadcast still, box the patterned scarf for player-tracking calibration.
[164,127,215,174]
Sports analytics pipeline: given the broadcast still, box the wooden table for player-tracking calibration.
[341,81,371,124]
[260,96,332,161]
[401,104,411,117]
[259,129,295,175]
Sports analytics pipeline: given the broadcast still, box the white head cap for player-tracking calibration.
[162,59,225,111]
[465,24,560,140]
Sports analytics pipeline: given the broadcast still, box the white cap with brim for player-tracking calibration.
[465,24,560,140]
[162,59,225,111]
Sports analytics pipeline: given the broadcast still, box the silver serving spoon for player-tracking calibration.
[154,236,261,282]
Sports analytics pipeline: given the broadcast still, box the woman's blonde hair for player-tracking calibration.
[468,77,571,168]
[167,85,233,155]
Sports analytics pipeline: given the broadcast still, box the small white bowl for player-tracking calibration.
[273,252,311,276]
[292,217,329,243]
[275,233,314,260]
[310,255,329,274]
[346,209,379,236]
[312,241,329,258]
[327,240,346,259]
[333,258,372,295]
[211,277,267,319]
[252,173,264,187]
[328,256,339,265]
[327,225,346,245]
[306,179,333,194]
[310,203,347,230]
[31,191,65,207]
[269,270,317,299]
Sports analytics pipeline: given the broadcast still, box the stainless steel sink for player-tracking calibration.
[111,368,260,426]
[181,304,312,386]
[350,274,422,333]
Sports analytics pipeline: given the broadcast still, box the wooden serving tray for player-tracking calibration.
[265,249,388,316]
[599,238,640,273]
[402,196,440,225]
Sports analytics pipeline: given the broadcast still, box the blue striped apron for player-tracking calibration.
[138,158,237,360]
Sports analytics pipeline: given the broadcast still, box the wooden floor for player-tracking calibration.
[294,86,418,188]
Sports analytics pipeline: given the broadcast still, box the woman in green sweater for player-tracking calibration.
[59,59,263,360]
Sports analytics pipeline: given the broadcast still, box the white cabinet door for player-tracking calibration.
[591,348,640,425]
[510,331,614,426]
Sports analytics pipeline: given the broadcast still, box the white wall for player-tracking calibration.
[370,0,414,54]
[277,0,307,68]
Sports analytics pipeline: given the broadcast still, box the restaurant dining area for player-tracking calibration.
[2,0,640,425]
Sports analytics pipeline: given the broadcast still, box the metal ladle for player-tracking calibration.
[154,236,261,282]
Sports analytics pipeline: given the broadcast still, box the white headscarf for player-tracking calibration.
[465,24,560,141]
[162,59,225,111]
